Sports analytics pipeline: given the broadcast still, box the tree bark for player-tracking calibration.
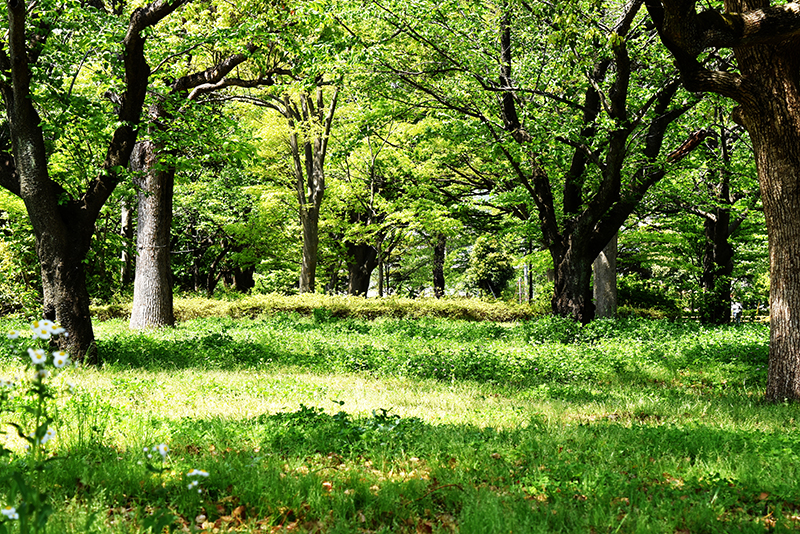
[645,0,800,400]
[552,243,596,323]
[129,140,175,329]
[433,233,446,298]
[593,233,618,318]
[347,242,379,296]
[300,204,321,293]
[700,202,734,324]
[120,197,135,288]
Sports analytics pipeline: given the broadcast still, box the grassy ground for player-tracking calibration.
[1,314,797,533]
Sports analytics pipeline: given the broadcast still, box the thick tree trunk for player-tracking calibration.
[551,245,595,324]
[38,238,97,364]
[129,140,175,329]
[433,233,446,298]
[593,233,618,318]
[233,265,255,292]
[347,242,379,296]
[735,46,800,402]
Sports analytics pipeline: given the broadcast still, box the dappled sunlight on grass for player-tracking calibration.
[2,315,796,532]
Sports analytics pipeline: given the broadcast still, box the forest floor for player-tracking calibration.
[0,314,796,533]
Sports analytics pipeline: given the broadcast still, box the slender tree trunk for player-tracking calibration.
[120,197,134,288]
[377,242,384,297]
[593,233,618,318]
[300,206,320,292]
[700,205,733,324]
[129,140,175,329]
[433,233,446,298]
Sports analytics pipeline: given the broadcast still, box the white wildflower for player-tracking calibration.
[27,348,47,365]
[52,351,69,368]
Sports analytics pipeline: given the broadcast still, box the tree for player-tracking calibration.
[466,235,515,298]
[127,1,293,328]
[644,0,800,401]
[0,0,189,361]
[262,84,340,294]
[370,0,703,322]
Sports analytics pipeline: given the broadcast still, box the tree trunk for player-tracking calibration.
[120,197,134,288]
[300,206,320,293]
[551,244,595,324]
[38,238,97,364]
[593,233,618,318]
[735,45,800,401]
[280,88,339,294]
[129,140,175,329]
[700,206,733,324]
[433,233,446,298]
[347,242,379,296]
[233,265,255,292]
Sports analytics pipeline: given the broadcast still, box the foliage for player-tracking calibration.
[0,193,39,315]
[465,236,516,299]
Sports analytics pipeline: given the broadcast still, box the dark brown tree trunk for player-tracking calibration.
[300,205,321,293]
[347,242,379,296]
[233,265,255,292]
[739,65,800,401]
[39,237,98,364]
[433,233,446,298]
[551,243,596,324]
[129,140,175,329]
[593,233,618,319]
[700,204,733,324]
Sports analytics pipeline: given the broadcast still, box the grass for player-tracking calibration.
[1,314,798,533]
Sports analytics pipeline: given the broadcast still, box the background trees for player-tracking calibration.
[0,0,776,392]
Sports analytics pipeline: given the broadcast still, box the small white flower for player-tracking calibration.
[1,506,18,520]
[157,443,169,458]
[6,329,20,340]
[0,378,14,389]
[188,480,199,489]
[35,369,50,380]
[28,348,47,365]
[52,351,69,368]
[51,325,66,335]
[143,447,150,452]
[40,427,55,445]
[33,329,51,340]
[147,453,153,459]
[187,469,209,477]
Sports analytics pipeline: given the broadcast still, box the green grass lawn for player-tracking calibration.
[1,314,798,533]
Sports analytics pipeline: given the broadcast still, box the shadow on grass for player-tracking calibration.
[19,405,800,534]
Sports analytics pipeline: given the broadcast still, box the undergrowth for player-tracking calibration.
[0,315,789,533]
